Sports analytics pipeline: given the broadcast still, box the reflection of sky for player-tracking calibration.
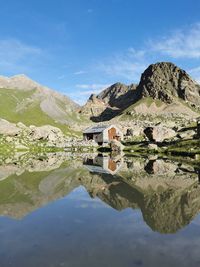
[0,186,200,267]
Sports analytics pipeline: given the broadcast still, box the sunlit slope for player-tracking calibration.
[0,88,86,135]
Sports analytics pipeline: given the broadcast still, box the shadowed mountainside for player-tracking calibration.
[80,62,200,122]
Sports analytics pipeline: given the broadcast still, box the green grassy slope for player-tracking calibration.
[0,88,81,136]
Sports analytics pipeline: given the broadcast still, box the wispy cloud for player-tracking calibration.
[70,83,111,105]
[76,83,110,90]
[189,66,200,83]
[73,70,87,75]
[97,48,148,82]
[150,23,200,59]
[57,74,66,80]
[0,39,42,73]
[97,22,200,84]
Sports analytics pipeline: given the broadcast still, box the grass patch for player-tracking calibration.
[0,88,81,137]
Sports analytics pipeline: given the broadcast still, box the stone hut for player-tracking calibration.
[83,125,123,145]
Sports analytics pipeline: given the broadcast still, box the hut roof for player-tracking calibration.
[83,125,110,134]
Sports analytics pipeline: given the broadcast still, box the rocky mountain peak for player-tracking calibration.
[97,82,137,108]
[80,82,138,121]
[137,62,200,106]
[0,74,41,91]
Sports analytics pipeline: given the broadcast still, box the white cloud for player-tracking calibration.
[57,75,66,80]
[76,83,110,90]
[73,70,86,75]
[96,23,200,84]
[189,66,200,83]
[150,23,200,58]
[0,39,42,73]
[98,50,148,82]
[69,83,111,105]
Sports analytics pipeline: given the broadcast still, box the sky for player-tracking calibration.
[0,0,200,104]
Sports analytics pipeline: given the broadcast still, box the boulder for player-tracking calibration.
[110,139,124,152]
[0,119,21,136]
[177,130,196,140]
[145,159,177,175]
[144,126,176,142]
[148,143,158,151]
[29,125,64,144]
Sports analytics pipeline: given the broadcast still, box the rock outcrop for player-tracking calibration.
[0,119,21,136]
[97,82,137,109]
[0,119,66,148]
[144,126,177,142]
[81,62,200,122]
[137,62,200,106]
[80,82,137,121]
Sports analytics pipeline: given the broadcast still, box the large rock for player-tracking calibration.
[29,125,64,145]
[0,119,21,136]
[177,130,196,140]
[144,159,178,175]
[80,83,138,121]
[144,126,176,142]
[110,139,124,152]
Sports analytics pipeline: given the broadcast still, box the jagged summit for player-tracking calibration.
[80,62,200,121]
[80,82,138,121]
[137,62,200,106]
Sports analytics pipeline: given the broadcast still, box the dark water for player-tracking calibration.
[0,153,200,267]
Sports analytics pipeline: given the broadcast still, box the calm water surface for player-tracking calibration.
[0,153,200,267]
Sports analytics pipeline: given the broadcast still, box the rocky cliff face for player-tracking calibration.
[81,62,200,122]
[138,62,200,106]
[97,82,137,108]
[80,82,137,121]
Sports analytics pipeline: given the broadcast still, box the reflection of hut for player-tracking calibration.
[83,155,123,175]
[83,125,123,145]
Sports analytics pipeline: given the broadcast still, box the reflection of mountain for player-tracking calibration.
[0,154,200,234]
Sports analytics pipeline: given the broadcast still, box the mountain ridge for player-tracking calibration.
[0,74,87,135]
[81,62,200,122]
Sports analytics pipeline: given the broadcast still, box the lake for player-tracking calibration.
[0,152,200,267]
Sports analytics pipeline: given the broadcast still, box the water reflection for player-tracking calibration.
[83,154,123,174]
[0,152,200,234]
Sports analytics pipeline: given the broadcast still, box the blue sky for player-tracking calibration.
[0,0,200,104]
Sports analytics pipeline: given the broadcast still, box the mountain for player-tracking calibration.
[0,74,87,135]
[1,62,200,133]
[138,62,200,106]
[118,62,200,121]
[80,82,137,121]
[81,62,200,122]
